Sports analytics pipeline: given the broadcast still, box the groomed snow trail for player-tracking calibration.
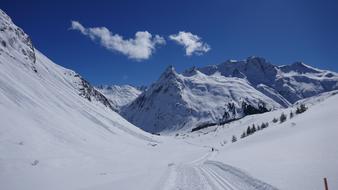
[156,150,278,190]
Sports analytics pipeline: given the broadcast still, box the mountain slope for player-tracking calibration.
[96,84,143,111]
[197,56,338,104]
[182,92,338,190]
[0,9,168,190]
[122,66,282,133]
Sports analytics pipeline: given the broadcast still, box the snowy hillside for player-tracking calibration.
[294,89,338,107]
[96,84,142,111]
[197,56,338,104]
[0,9,165,190]
[180,92,338,190]
[122,66,282,133]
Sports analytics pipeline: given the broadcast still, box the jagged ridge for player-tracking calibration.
[197,56,338,104]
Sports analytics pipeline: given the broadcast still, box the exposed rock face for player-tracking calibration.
[0,10,36,68]
[76,75,117,111]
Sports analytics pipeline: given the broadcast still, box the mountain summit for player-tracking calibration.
[123,57,338,133]
[197,56,338,104]
[122,65,281,133]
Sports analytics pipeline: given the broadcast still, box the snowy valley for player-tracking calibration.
[1,8,338,190]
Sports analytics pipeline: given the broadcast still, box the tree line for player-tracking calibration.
[231,103,308,143]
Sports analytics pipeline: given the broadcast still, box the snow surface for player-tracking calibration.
[96,84,142,111]
[294,89,338,107]
[181,92,338,190]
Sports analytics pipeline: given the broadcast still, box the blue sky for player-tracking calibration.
[1,0,338,86]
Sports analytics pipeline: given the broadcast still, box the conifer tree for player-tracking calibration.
[272,118,278,123]
[251,124,257,133]
[232,135,237,143]
[280,112,287,123]
[246,126,251,135]
[240,131,246,139]
[290,111,294,119]
[296,104,307,114]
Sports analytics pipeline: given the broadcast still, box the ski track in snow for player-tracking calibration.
[156,150,278,190]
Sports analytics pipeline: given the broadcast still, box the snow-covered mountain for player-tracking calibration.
[197,56,338,105]
[123,56,338,134]
[0,10,115,112]
[0,9,164,190]
[96,84,143,111]
[122,66,282,133]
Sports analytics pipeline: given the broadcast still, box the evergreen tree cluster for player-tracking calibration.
[240,122,269,139]
[296,103,307,114]
[276,104,307,124]
[230,103,308,144]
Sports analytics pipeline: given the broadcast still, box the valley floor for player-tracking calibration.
[0,136,279,190]
[1,114,338,190]
[154,147,277,190]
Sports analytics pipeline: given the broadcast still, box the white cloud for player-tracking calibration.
[70,21,165,61]
[169,31,210,56]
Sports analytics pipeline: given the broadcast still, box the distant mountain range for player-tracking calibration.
[118,57,338,133]
[197,57,338,104]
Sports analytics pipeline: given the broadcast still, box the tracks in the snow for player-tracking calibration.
[201,166,238,190]
[157,151,278,190]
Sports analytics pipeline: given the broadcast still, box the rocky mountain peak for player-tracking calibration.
[158,65,181,84]
[246,56,268,64]
[279,61,321,74]
[162,65,176,76]
[0,9,36,70]
[183,66,199,77]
